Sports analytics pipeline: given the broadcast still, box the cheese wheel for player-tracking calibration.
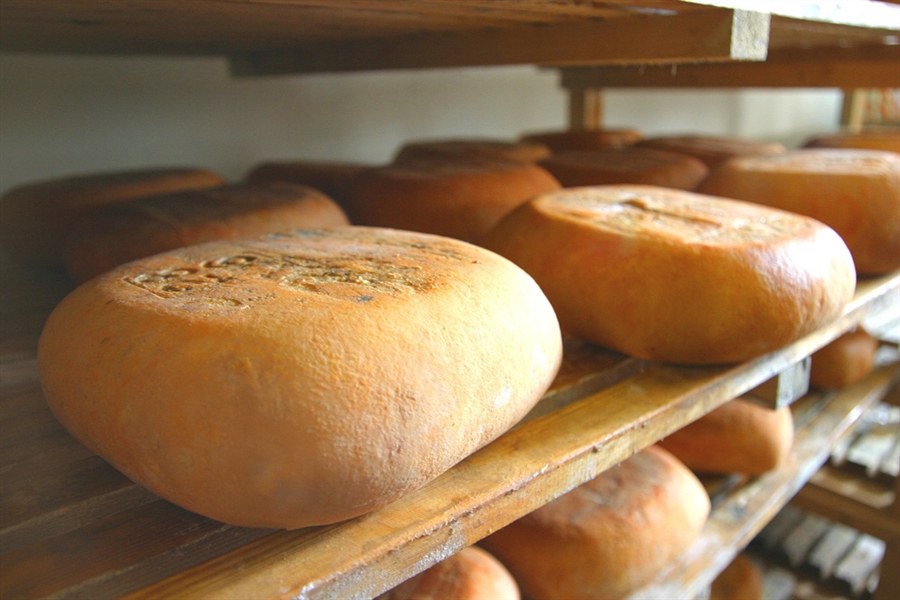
[392,139,552,164]
[62,182,350,284]
[710,554,764,600]
[0,167,224,265]
[38,227,563,529]
[699,149,900,274]
[482,185,856,365]
[244,160,373,210]
[377,547,520,600]
[479,445,710,600]
[635,134,788,170]
[804,128,900,154]
[810,328,880,389]
[345,158,561,244]
[657,398,794,475]
[538,148,709,190]
[519,128,643,152]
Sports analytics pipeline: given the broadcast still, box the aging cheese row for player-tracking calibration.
[1,127,894,534]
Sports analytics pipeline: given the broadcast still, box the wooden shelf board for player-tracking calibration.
[1,1,896,75]
[1,265,896,599]
[558,44,900,89]
[628,362,900,600]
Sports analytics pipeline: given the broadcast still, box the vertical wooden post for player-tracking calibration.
[568,87,604,131]
[840,88,867,130]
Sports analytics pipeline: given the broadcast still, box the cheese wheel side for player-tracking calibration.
[656,398,794,475]
[38,228,563,529]
[377,547,520,600]
[810,328,880,389]
[479,445,710,600]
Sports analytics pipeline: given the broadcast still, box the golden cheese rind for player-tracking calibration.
[377,547,520,600]
[657,398,794,475]
[0,167,225,265]
[38,227,563,529]
[479,445,710,599]
[345,158,561,244]
[483,185,856,365]
[700,149,900,274]
[61,182,350,283]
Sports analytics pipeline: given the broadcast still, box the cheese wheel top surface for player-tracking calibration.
[39,227,563,529]
[483,185,856,364]
[519,128,643,151]
[538,147,709,190]
[393,139,552,164]
[345,158,561,243]
[804,128,900,154]
[244,160,372,206]
[62,182,350,283]
[0,167,225,265]
[635,134,788,169]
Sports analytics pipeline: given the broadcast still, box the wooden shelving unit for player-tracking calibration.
[1,1,899,598]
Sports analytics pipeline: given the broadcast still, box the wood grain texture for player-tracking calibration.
[1,0,895,75]
[558,44,900,88]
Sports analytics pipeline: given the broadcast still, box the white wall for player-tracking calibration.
[0,54,844,194]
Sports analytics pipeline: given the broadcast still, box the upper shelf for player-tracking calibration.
[1,1,898,77]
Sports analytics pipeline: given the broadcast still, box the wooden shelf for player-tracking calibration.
[1,1,898,77]
[1,259,898,599]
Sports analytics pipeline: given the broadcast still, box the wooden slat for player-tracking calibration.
[230,8,768,76]
[558,44,900,88]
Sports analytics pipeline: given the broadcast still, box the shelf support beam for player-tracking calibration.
[231,8,769,76]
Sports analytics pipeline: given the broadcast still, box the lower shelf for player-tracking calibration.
[628,362,900,600]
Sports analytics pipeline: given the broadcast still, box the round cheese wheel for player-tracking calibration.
[62,183,350,284]
[377,547,520,600]
[810,328,880,389]
[710,554,764,600]
[538,148,709,190]
[244,160,373,211]
[482,185,856,365]
[804,128,900,154]
[345,158,561,244]
[657,398,794,475]
[38,227,563,529]
[519,128,643,152]
[699,149,900,275]
[479,445,710,600]
[392,139,552,164]
[635,134,788,170]
[0,167,224,265]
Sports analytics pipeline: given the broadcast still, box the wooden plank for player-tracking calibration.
[229,8,768,75]
[833,534,885,596]
[0,500,273,600]
[626,362,899,600]
[558,44,900,88]
[807,522,859,580]
[682,0,900,29]
[792,478,900,540]
[782,513,832,567]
